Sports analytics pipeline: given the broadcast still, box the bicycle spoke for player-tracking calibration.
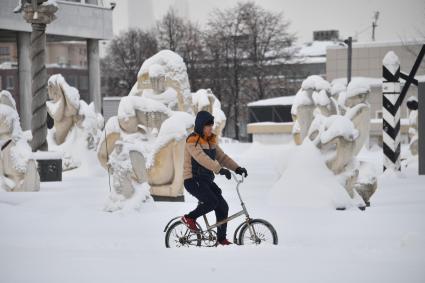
[242,223,274,245]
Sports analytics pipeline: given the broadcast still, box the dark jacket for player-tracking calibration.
[183,111,239,181]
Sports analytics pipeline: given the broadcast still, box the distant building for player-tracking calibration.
[326,41,425,83]
[326,40,425,144]
[313,30,340,41]
[0,41,90,110]
[112,0,155,34]
[0,0,113,130]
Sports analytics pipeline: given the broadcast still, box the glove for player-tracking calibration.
[235,167,248,177]
[219,168,231,180]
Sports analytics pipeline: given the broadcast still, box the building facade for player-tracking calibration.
[0,0,113,130]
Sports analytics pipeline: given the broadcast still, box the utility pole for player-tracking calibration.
[344,37,352,84]
[372,11,379,41]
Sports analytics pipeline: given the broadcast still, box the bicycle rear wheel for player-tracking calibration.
[238,219,278,245]
[165,220,202,248]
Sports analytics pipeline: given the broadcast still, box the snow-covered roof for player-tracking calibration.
[327,40,425,50]
[296,41,342,57]
[247,95,295,107]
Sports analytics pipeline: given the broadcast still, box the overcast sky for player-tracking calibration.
[112,0,425,44]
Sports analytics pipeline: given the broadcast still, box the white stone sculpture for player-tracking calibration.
[191,89,226,137]
[46,74,104,170]
[291,75,337,145]
[292,77,378,208]
[0,90,40,192]
[97,50,229,205]
[97,95,194,202]
[134,50,191,112]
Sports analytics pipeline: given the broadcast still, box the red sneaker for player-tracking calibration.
[181,215,199,232]
[217,239,233,246]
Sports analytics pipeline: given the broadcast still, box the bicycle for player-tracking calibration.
[164,172,278,247]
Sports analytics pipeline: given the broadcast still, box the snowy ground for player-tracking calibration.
[1,142,424,283]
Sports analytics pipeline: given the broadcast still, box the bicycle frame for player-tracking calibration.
[200,173,259,242]
[163,172,261,245]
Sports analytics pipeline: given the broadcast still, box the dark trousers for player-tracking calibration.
[184,178,229,241]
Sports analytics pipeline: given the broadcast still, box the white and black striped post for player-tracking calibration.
[382,51,401,171]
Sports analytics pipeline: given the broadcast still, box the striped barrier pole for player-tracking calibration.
[382,51,401,171]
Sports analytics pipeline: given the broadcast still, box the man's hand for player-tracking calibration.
[235,167,248,177]
[219,168,231,180]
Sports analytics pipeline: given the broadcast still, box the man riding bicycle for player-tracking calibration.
[181,110,248,246]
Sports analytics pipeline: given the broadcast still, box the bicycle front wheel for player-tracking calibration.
[238,219,278,245]
[165,221,202,248]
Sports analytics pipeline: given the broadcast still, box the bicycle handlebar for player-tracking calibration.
[231,172,244,184]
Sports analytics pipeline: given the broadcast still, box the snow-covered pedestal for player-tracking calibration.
[31,151,63,182]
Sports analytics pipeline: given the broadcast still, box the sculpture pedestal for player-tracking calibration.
[151,195,185,202]
[33,151,63,182]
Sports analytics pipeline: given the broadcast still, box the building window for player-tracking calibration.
[67,75,78,88]
[79,75,88,90]
[6,76,14,90]
[0,47,10,56]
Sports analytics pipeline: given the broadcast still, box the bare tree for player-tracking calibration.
[240,2,296,101]
[101,29,158,96]
[156,8,185,51]
[204,2,295,139]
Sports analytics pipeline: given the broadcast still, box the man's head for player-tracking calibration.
[194,111,214,138]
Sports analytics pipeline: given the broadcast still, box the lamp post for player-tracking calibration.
[343,37,352,84]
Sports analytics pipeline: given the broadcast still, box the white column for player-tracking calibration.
[87,38,101,113]
[17,31,32,131]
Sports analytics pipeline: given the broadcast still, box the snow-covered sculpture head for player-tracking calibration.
[191,89,226,137]
[291,75,336,144]
[136,50,190,111]
[0,90,40,192]
[149,64,166,94]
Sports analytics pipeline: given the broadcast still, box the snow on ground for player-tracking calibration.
[0,141,424,283]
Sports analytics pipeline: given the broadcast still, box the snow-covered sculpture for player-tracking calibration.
[97,96,194,202]
[191,89,226,137]
[291,76,336,145]
[406,96,418,156]
[292,77,377,208]
[0,90,40,192]
[46,74,104,170]
[134,50,191,112]
[98,50,229,205]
